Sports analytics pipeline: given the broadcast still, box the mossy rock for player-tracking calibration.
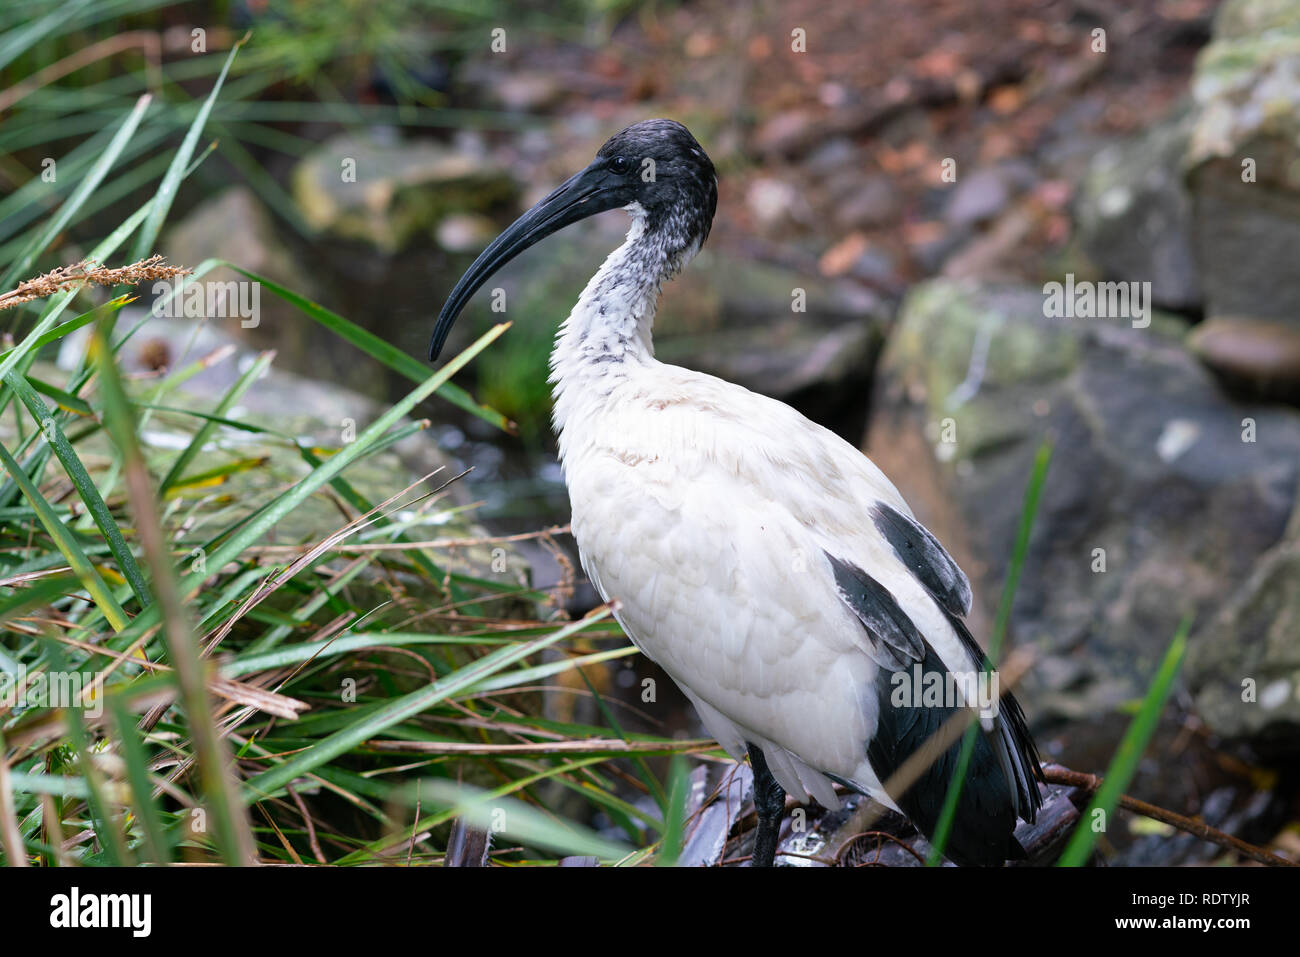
[292,133,518,252]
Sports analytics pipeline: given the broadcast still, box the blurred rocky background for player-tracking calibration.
[6,0,1298,863]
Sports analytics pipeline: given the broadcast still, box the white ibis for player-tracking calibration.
[429,119,1044,866]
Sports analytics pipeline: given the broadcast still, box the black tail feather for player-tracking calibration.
[939,606,1045,823]
[867,642,1023,866]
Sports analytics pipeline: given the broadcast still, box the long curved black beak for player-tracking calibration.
[429,159,630,361]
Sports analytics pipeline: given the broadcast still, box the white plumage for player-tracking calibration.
[432,119,1042,865]
[554,213,997,813]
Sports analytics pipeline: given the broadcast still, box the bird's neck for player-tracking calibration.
[549,210,697,433]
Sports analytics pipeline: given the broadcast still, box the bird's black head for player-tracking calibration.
[594,118,717,250]
[429,118,717,361]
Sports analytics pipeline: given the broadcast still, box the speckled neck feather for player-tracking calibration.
[549,203,701,432]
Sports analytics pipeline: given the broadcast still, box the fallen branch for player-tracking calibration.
[1042,765,1294,868]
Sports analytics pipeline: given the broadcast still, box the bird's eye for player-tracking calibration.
[609,155,631,174]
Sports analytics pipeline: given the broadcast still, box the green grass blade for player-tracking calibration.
[928,439,1052,864]
[0,438,130,631]
[91,321,257,865]
[5,367,150,603]
[1056,617,1191,867]
[223,263,514,433]
[4,772,90,800]
[0,0,92,72]
[575,663,667,811]
[221,633,514,678]
[158,350,274,494]
[337,756,611,865]
[163,456,269,495]
[0,296,134,364]
[465,645,638,695]
[108,696,170,864]
[133,403,276,436]
[0,93,153,290]
[419,778,632,862]
[65,710,129,866]
[23,374,94,417]
[241,607,609,802]
[39,635,129,865]
[128,36,246,264]
[654,756,689,866]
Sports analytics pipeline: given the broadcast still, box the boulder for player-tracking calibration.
[1183,0,1300,397]
[1187,0,1300,322]
[291,132,517,252]
[654,247,886,402]
[1074,108,1202,312]
[866,279,1300,748]
[1188,316,1300,402]
[1187,499,1300,751]
[1071,1,1300,400]
[163,186,322,341]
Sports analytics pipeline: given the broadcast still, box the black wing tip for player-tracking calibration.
[828,547,1045,847]
[826,552,926,666]
[869,502,973,617]
[1004,692,1047,821]
[931,603,1045,823]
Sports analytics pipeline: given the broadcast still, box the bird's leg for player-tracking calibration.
[746,743,786,867]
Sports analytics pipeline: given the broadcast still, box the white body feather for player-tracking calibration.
[550,214,993,810]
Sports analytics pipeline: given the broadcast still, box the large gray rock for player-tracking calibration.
[1187,500,1300,751]
[1186,0,1300,324]
[1072,1,1300,401]
[163,186,322,341]
[291,132,517,252]
[1074,108,1202,312]
[866,279,1300,745]
[654,248,885,402]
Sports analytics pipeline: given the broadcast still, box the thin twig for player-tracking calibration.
[837,829,928,866]
[286,784,326,864]
[243,524,573,556]
[363,737,718,757]
[1043,765,1295,867]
